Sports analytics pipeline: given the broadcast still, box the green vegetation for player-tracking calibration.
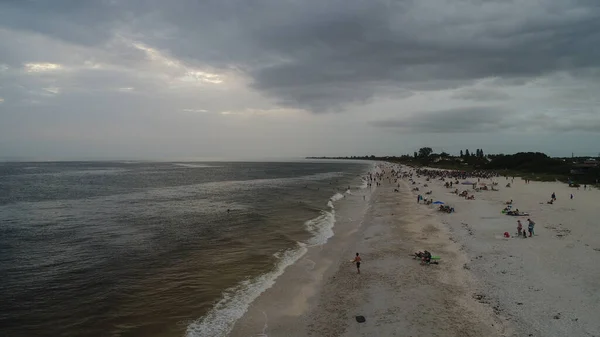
[307,149,600,185]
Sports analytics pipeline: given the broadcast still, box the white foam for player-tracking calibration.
[359,179,368,189]
[345,189,352,195]
[185,243,308,337]
[330,193,344,202]
[327,200,334,209]
[174,163,221,168]
[305,209,336,247]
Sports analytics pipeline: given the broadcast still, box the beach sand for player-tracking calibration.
[229,164,600,337]
[421,172,600,337]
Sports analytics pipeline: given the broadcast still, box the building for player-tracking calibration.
[570,158,598,174]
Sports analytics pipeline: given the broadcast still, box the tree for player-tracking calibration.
[465,149,470,157]
[418,147,433,158]
[480,149,485,158]
[413,152,418,158]
[460,150,464,158]
[440,152,450,158]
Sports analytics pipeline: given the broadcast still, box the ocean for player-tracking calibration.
[0,160,371,337]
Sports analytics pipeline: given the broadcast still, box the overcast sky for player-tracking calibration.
[1,0,599,160]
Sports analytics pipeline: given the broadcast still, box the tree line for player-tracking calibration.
[307,149,599,184]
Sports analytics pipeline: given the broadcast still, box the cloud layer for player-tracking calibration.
[3,0,600,111]
[1,0,600,159]
[370,106,514,133]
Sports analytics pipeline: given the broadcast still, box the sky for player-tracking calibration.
[1,0,600,161]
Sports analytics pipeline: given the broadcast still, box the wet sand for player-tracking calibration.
[229,189,374,336]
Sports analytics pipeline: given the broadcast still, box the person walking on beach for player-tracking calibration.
[527,219,535,237]
[351,253,362,274]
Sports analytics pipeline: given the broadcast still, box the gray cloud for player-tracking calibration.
[2,0,600,160]
[371,104,600,134]
[370,106,516,133]
[532,111,600,133]
[2,0,600,112]
[452,88,511,101]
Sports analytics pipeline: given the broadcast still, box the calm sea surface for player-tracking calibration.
[0,161,370,337]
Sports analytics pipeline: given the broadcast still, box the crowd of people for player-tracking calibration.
[414,168,500,181]
[354,163,548,276]
[409,166,539,240]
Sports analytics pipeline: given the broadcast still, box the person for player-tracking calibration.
[517,220,523,236]
[351,253,362,274]
[551,192,556,200]
[571,194,574,200]
[421,250,432,265]
[527,219,535,237]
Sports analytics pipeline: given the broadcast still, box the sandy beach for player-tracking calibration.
[422,169,600,337]
[229,163,600,337]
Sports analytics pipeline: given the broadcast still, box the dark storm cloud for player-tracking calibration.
[0,0,121,46]
[2,0,600,111]
[370,106,516,133]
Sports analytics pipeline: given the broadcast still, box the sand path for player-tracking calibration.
[304,170,506,337]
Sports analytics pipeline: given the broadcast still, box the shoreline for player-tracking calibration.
[227,169,377,336]
[184,163,376,337]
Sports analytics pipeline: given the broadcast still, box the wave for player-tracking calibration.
[359,178,368,189]
[173,163,221,168]
[185,243,308,337]
[186,191,342,336]
[330,193,344,202]
[304,209,336,247]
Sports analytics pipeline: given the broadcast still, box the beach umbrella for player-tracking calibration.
[433,201,444,204]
